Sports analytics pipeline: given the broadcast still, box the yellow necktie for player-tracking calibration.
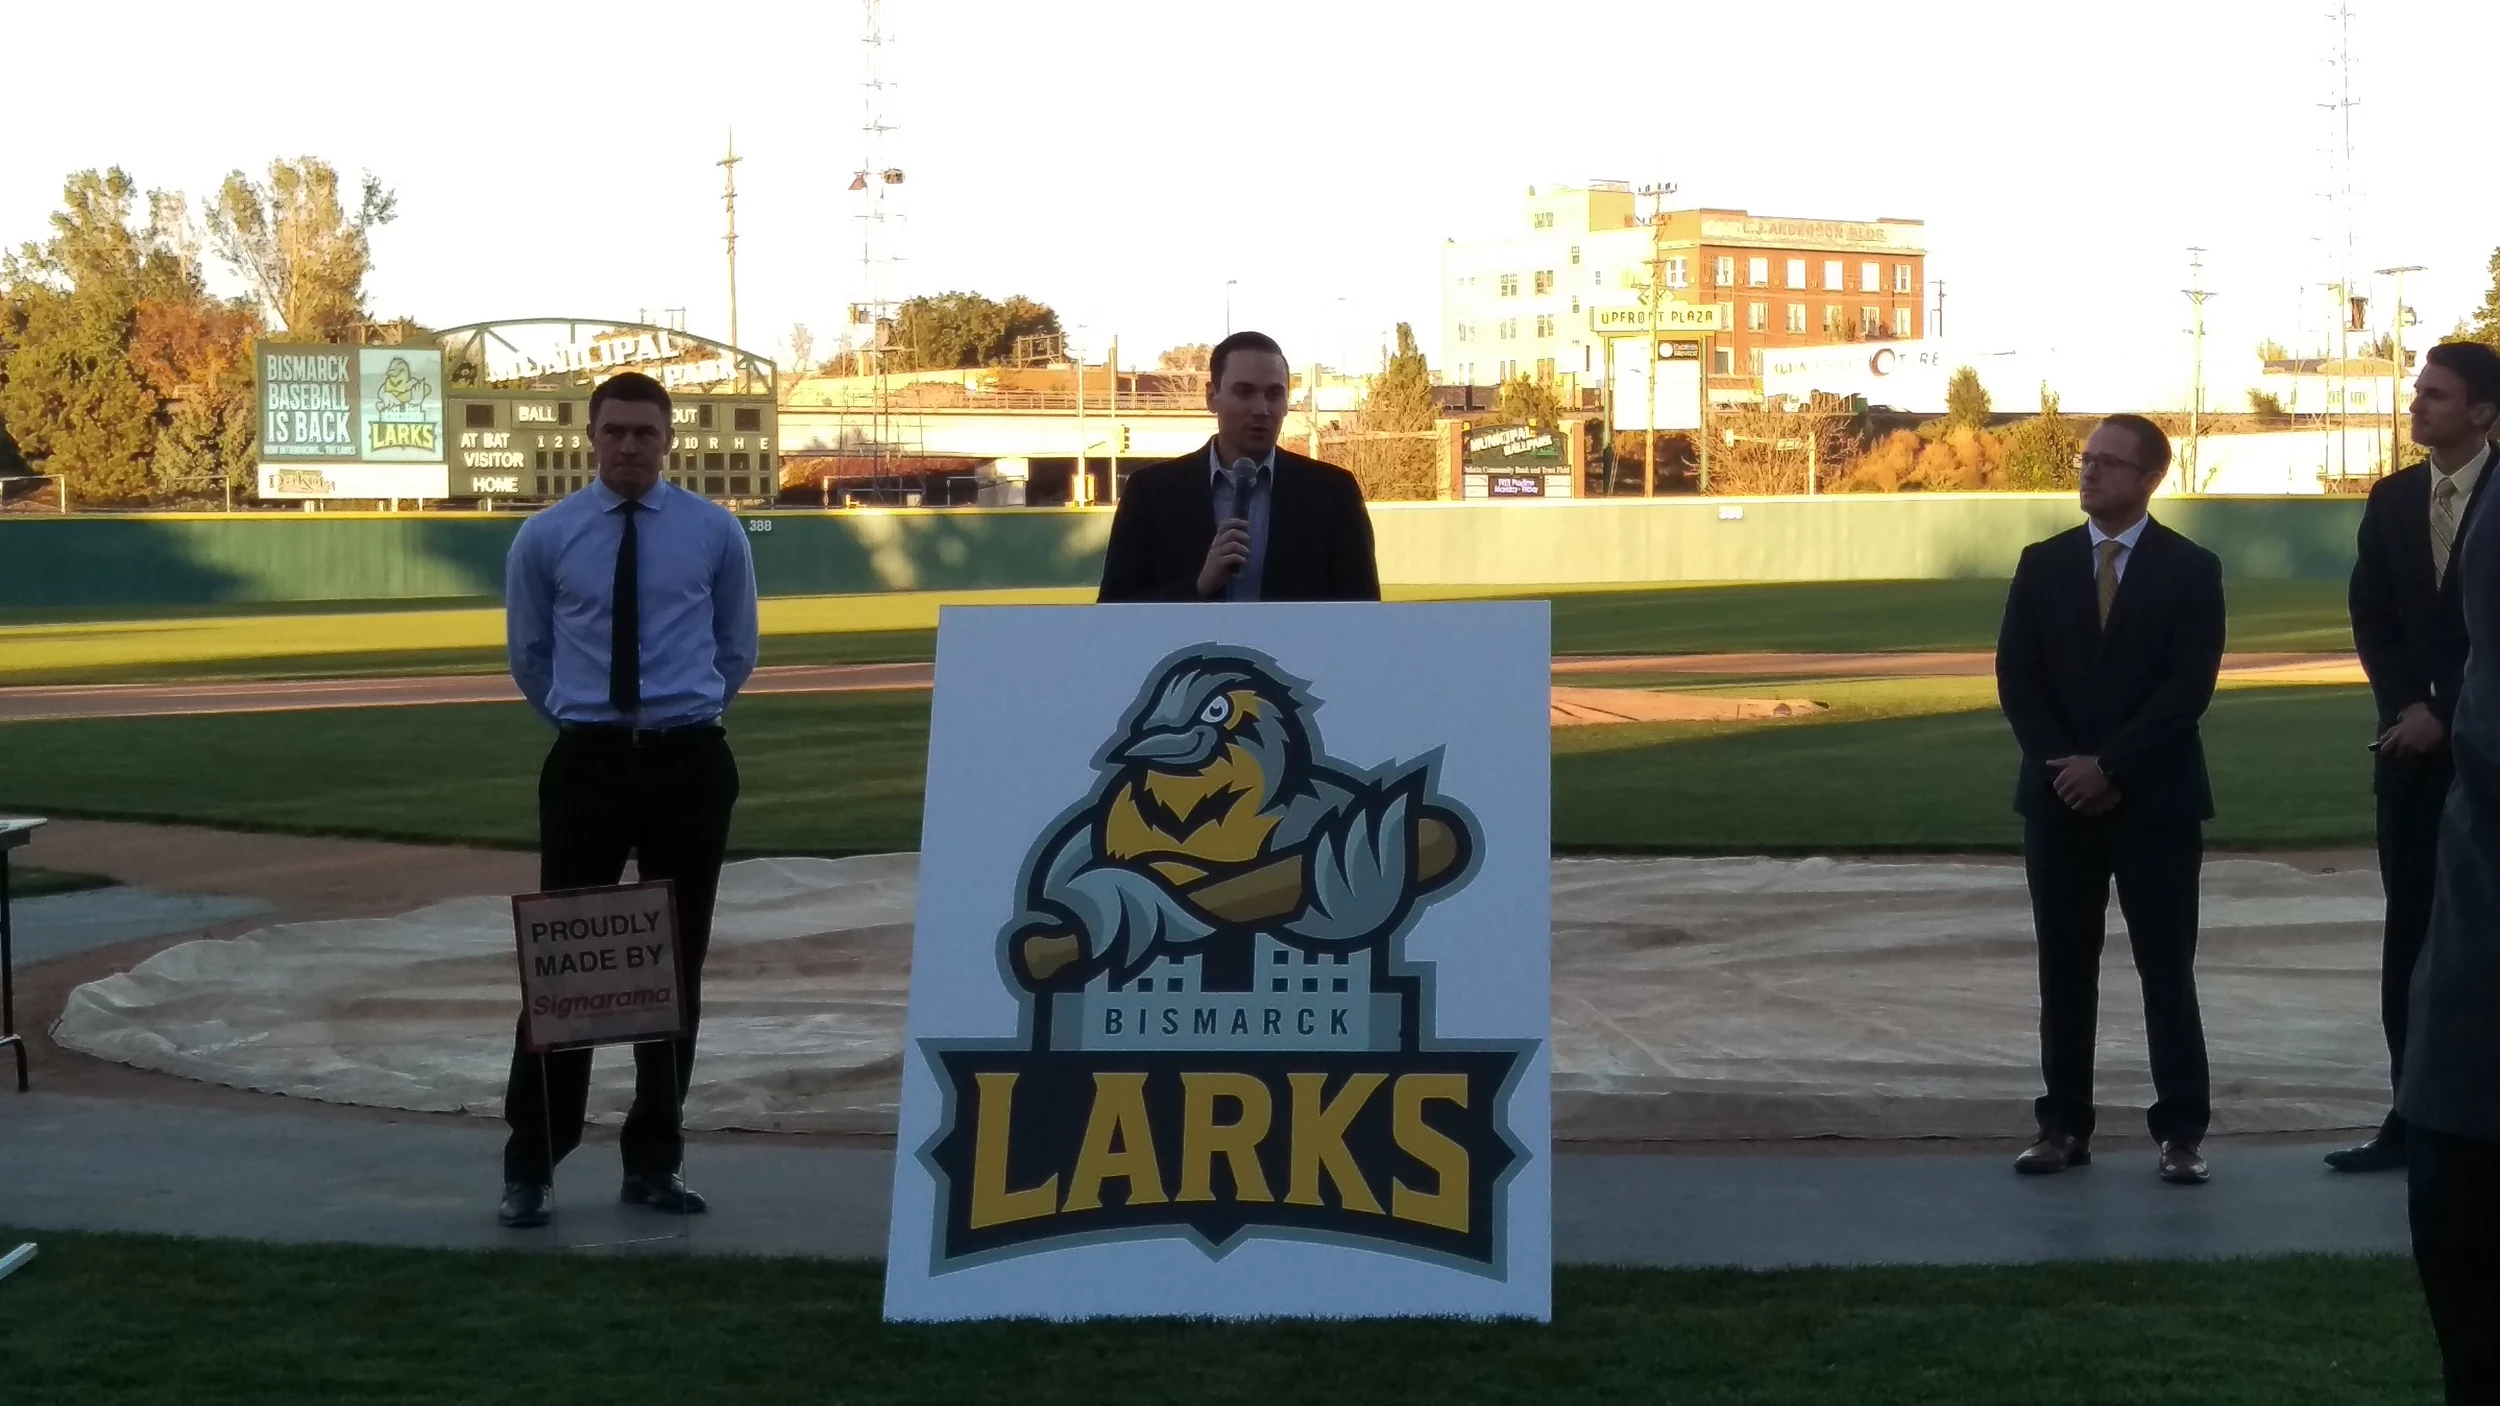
[2432,475,2461,586]
[2095,539,2124,626]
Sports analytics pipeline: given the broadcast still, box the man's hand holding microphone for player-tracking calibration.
[1195,459,1259,601]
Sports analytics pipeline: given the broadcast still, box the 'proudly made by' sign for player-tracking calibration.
[511,881,686,1051]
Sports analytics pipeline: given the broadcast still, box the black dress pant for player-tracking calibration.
[2411,1124,2500,1403]
[2375,759,2452,1140]
[2023,815,2210,1146]
[502,729,739,1185]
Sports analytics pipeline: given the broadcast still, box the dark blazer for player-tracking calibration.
[1097,439,1381,603]
[2401,470,2500,1142]
[2350,459,2493,795]
[1995,519,2227,826]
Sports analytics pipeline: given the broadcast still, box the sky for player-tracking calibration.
[6,0,2495,410]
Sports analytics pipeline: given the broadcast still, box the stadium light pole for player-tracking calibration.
[2376,264,2424,473]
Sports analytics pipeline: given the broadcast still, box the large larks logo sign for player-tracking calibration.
[916,646,1530,1271]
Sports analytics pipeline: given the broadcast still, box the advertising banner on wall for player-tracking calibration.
[884,603,1553,1321]
[359,348,445,461]
[259,345,358,459]
[255,463,452,500]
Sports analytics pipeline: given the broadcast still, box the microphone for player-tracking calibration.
[1226,458,1258,524]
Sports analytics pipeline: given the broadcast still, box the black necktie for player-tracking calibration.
[609,500,640,716]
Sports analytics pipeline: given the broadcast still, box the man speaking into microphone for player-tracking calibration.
[1098,330,1380,602]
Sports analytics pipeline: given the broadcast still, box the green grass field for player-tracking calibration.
[0,579,2356,686]
[0,1230,2438,1405]
[0,681,2381,854]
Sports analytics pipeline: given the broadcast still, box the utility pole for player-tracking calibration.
[719,130,741,363]
[2321,0,2361,485]
[1106,333,1120,502]
[1931,279,1946,338]
[2378,264,2424,473]
[2182,248,2215,490]
[1637,181,1677,496]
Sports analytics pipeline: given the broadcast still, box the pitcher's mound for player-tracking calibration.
[1550,687,1824,727]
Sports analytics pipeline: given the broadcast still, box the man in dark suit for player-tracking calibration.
[2332,341,2499,1175]
[1097,330,1380,603]
[1995,413,2226,1186]
[2390,341,2500,1403]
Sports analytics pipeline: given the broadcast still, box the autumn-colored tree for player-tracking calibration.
[1999,387,2080,491]
[2,170,265,504]
[1944,365,1991,430]
[2457,247,2500,351]
[206,158,396,342]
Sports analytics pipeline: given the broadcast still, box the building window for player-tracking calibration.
[1535,357,1556,383]
[1749,348,1765,377]
[1824,305,1843,334]
[1666,257,1688,289]
[1861,306,1881,335]
[1533,270,1554,295]
[1499,273,1519,297]
[1499,359,1516,381]
[1499,319,1517,340]
[1713,346,1735,375]
[1535,315,1555,338]
[1715,256,1735,286]
[1748,301,1768,332]
[1569,245,1581,265]
[1570,296,1580,313]
[1533,212,1554,229]
[1455,323,1470,344]
[1787,303,1807,333]
[1749,256,1770,286]
[1594,268,1604,287]
[1823,260,1844,291]
[1861,262,1881,293]
[1894,263,1913,294]
[1894,306,1914,338]
[1787,258,1807,289]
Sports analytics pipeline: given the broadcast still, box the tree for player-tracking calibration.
[2458,246,2500,351]
[1999,385,2080,492]
[1,169,169,501]
[205,157,396,342]
[785,322,815,375]
[2249,388,2288,420]
[2358,331,2396,362]
[1493,372,1564,430]
[891,291,1060,370]
[1944,365,1991,430]
[2255,338,2290,363]
[1336,323,1440,501]
[1156,343,1212,376]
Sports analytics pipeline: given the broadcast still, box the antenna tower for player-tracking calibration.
[852,0,908,499]
[2319,1,2361,482]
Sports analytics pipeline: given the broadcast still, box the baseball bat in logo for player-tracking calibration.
[917,646,1532,1272]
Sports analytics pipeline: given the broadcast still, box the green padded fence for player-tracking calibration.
[0,495,2364,611]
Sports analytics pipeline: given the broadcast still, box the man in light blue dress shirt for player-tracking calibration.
[496,372,759,1229]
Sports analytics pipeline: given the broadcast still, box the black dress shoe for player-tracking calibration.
[497,1182,551,1228]
[2014,1133,2090,1175]
[2323,1135,2407,1173]
[2158,1141,2210,1185]
[620,1172,708,1214]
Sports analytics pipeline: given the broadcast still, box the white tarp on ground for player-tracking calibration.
[53,854,2391,1141]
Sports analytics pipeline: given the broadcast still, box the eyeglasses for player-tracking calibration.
[2075,452,2145,475]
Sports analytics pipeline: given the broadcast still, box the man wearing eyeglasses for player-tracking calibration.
[1995,414,2225,1186]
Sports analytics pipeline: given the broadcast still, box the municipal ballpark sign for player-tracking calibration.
[885,604,1552,1320]
[511,881,687,1051]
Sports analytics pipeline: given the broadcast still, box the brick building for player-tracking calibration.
[1439,182,1927,401]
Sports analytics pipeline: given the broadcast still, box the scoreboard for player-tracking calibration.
[446,391,780,501]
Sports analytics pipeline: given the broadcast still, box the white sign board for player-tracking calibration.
[1759,341,2025,414]
[1607,341,1703,432]
[257,463,453,500]
[511,881,686,1052]
[885,603,1553,1321]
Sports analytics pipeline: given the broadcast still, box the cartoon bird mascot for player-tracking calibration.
[373,356,430,414]
[1005,652,1470,996]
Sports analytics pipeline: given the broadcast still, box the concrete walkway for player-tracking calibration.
[0,1093,2409,1268]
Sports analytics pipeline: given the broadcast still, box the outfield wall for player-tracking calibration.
[0,495,2365,609]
